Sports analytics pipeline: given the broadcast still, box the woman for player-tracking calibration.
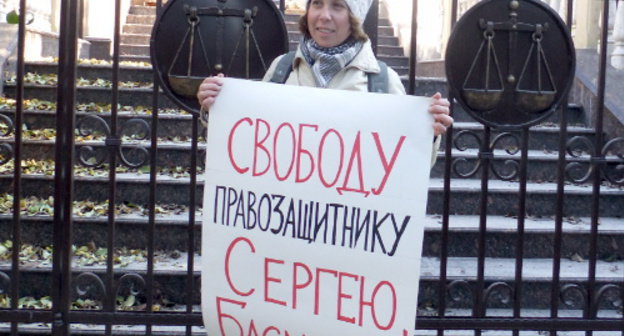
[197,0,453,160]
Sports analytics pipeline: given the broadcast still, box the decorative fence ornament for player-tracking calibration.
[150,0,289,113]
[445,0,575,129]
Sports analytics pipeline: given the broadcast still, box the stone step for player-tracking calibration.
[0,109,193,138]
[0,138,207,168]
[2,174,623,217]
[0,118,602,170]
[2,212,621,260]
[425,178,624,217]
[377,25,395,36]
[0,110,599,151]
[447,103,587,126]
[25,56,411,83]
[431,148,622,182]
[5,135,618,186]
[123,23,153,35]
[3,84,178,108]
[397,77,588,126]
[6,76,457,108]
[375,54,408,67]
[0,108,596,153]
[125,13,156,25]
[129,5,159,15]
[439,122,596,152]
[378,35,400,46]
[7,136,617,185]
[1,254,622,309]
[285,22,300,31]
[121,33,151,45]
[1,83,590,129]
[120,54,152,64]
[375,44,405,56]
[25,61,154,83]
[120,43,150,56]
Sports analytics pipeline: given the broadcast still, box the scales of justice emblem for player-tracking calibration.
[446,0,575,129]
[150,0,289,113]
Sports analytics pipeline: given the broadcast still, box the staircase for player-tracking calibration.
[0,0,623,335]
[119,0,157,64]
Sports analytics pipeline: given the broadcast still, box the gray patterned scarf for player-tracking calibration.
[300,36,363,88]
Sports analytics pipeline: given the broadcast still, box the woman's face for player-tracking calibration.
[307,0,352,48]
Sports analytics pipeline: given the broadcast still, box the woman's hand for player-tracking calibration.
[429,92,453,136]
[197,74,224,110]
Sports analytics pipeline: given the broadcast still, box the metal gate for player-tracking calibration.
[0,0,623,335]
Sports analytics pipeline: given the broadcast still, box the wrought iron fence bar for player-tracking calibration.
[567,0,574,25]
[364,0,379,55]
[585,1,611,335]
[622,118,624,336]
[550,104,569,336]
[186,114,200,336]
[437,126,453,336]
[8,311,624,331]
[145,66,158,336]
[146,2,164,335]
[66,311,203,325]
[105,2,123,335]
[10,1,27,334]
[436,2,459,336]
[408,0,417,95]
[0,310,54,323]
[279,0,285,13]
[549,1,577,333]
[416,317,624,331]
[53,0,80,334]
[512,128,530,336]
[473,126,492,336]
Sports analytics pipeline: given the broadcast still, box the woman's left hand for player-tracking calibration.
[429,92,453,136]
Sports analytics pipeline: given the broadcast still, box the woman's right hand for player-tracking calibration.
[197,73,224,110]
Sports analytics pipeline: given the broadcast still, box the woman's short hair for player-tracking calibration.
[298,7,369,43]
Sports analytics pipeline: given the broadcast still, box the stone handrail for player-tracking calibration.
[612,0,624,68]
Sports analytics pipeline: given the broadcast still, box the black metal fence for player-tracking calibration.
[0,0,623,335]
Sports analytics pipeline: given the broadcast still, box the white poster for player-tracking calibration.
[201,78,433,336]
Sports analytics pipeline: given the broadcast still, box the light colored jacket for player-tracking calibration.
[262,40,441,166]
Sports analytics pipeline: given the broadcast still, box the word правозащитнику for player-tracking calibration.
[211,185,411,257]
